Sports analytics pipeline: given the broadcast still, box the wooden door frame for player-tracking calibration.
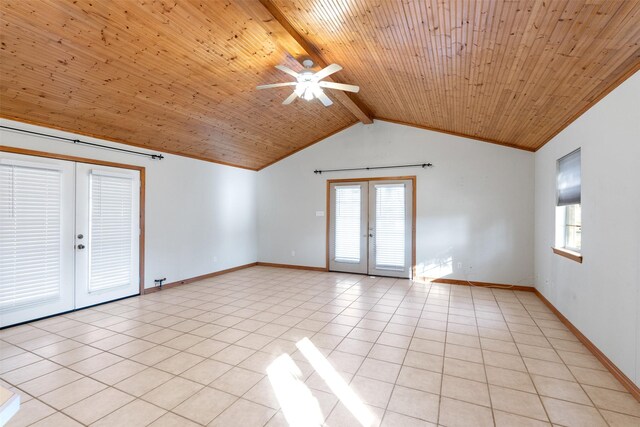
[0,145,146,295]
[326,176,417,278]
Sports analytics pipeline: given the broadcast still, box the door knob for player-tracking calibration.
[369,233,374,237]
[77,244,85,250]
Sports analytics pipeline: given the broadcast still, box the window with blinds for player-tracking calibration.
[374,184,405,269]
[556,148,582,252]
[88,171,134,293]
[0,163,62,310]
[334,185,361,263]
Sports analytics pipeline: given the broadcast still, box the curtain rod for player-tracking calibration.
[0,125,165,160]
[314,162,433,175]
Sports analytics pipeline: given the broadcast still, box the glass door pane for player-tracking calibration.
[374,184,406,269]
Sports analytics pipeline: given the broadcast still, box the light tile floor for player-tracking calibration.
[1,266,639,426]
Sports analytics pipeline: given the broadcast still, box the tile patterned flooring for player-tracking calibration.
[1,266,639,426]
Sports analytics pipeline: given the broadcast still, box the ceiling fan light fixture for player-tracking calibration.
[303,85,315,101]
[259,60,358,106]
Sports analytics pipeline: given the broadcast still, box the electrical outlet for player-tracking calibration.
[291,250,296,257]
[457,262,462,269]
[213,256,218,263]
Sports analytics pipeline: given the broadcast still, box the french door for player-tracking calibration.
[0,155,75,327]
[75,163,140,308]
[0,152,140,327]
[329,179,413,278]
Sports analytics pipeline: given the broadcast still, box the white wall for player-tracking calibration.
[0,119,258,289]
[257,120,535,286]
[534,71,640,386]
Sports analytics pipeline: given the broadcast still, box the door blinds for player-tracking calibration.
[374,184,406,269]
[0,162,62,310]
[334,185,362,263]
[88,171,134,293]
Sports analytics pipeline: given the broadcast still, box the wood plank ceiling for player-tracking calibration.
[1,0,639,169]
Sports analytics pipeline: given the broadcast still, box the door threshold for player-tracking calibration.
[0,293,140,330]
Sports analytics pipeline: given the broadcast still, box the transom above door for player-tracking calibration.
[328,177,415,279]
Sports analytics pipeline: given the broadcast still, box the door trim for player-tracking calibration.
[0,145,146,295]
[326,176,417,278]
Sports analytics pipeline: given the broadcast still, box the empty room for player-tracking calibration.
[0,1,639,426]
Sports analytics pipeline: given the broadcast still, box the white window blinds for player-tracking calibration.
[88,171,134,293]
[0,162,62,310]
[334,185,361,263]
[557,149,581,206]
[375,184,405,269]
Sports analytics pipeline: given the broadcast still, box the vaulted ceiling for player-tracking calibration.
[1,0,639,170]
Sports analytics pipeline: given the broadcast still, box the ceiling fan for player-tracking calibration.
[257,59,360,106]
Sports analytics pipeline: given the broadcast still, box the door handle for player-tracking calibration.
[369,234,374,238]
[77,244,85,250]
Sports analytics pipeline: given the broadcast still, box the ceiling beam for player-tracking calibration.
[255,0,374,124]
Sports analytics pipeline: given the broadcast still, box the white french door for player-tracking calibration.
[0,152,140,327]
[0,154,75,327]
[329,179,413,278]
[329,182,368,274]
[75,164,140,309]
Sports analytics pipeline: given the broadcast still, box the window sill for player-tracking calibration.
[552,247,583,263]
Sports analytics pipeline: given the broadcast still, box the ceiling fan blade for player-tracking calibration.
[256,82,297,90]
[313,63,342,80]
[282,91,298,105]
[314,88,333,107]
[275,65,299,78]
[318,81,360,93]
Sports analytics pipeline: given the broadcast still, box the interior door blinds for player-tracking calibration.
[334,185,361,263]
[375,184,406,269]
[88,171,134,293]
[0,163,62,310]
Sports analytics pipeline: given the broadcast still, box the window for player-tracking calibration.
[555,148,582,259]
[564,204,581,251]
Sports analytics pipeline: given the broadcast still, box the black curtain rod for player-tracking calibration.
[314,162,433,174]
[0,125,164,160]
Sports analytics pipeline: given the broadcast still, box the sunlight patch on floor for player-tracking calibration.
[267,353,325,427]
